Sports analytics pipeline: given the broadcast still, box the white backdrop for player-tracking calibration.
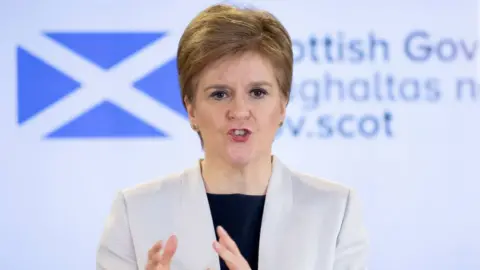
[1,0,479,269]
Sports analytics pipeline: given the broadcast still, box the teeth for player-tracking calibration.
[234,129,246,136]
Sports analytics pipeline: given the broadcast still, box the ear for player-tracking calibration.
[279,97,287,123]
[185,97,196,123]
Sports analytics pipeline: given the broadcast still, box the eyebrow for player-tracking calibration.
[203,84,229,92]
[202,81,273,92]
[249,81,273,88]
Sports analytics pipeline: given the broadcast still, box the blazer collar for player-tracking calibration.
[174,156,293,270]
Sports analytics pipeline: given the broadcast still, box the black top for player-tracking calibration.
[207,193,266,270]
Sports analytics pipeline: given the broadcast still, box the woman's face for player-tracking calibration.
[186,51,287,166]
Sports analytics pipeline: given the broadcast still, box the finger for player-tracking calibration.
[145,259,161,270]
[213,240,238,265]
[217,226,239,255]
[145,260,154,270]
[159,234,178,265]
[217,226,240,255]
[151,251,163,266]
[145,251,162,270]
[147,240,163,260]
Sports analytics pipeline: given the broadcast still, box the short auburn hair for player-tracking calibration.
[176,3,293,109]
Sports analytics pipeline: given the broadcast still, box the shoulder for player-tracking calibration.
[285,163,352,197]
[117,165,196,206]
[280,162,359,211]
[283,164,366,230]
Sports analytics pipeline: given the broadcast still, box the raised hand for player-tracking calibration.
[146,235,178,270]
[212,226,251,270]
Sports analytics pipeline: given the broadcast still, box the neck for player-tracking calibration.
[200,154,273,195]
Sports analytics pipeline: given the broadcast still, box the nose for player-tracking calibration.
[227,95,250,120]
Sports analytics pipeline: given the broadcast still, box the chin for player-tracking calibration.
[225,146,255,167]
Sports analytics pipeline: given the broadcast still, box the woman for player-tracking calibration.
[96,3,368,270]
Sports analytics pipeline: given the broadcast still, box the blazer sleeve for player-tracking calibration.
[96,192,138,270]
[333,189,369,270]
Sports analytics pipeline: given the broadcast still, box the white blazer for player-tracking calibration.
[96,157,369,270]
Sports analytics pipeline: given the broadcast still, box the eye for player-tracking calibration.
[250,88,268,98]
[210,90,228,100]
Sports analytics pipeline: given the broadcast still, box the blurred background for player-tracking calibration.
[1,0,479,269]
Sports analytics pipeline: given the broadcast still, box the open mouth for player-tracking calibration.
[232,129,249,136]
[228,129,252,141]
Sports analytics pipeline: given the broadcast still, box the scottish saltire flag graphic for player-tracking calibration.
[17,32,188,138]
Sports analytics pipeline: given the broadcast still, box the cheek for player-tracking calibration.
[196,108,224,131]
[258,105,283,131]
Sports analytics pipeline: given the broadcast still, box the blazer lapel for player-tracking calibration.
[258,157,293,270]
[173,164,221,270]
